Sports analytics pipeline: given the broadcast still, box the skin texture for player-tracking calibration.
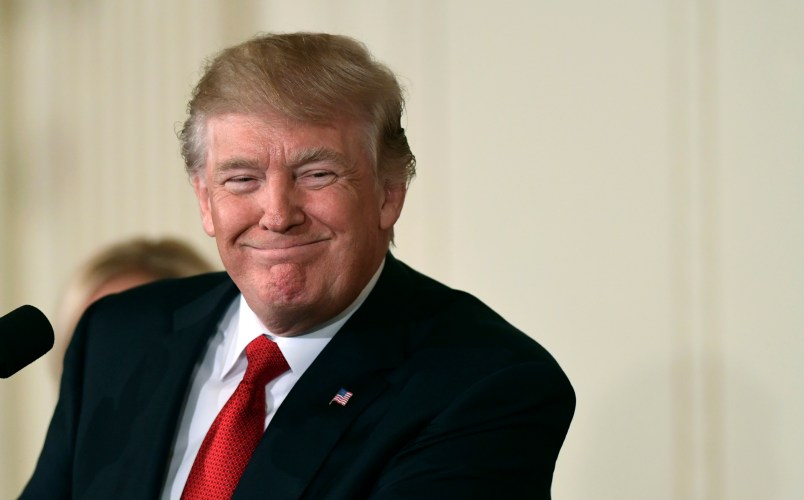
[192,112,406,336]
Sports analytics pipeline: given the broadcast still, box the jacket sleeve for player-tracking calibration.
[19,309,91,500]
[368,361,575,500]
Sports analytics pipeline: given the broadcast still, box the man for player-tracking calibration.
[23,33,574,499]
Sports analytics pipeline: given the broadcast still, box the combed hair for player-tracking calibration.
[179,32,416,186]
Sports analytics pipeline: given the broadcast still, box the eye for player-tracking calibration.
[224,176,259,193]
[298,169,337,189]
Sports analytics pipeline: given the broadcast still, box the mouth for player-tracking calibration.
[242,239,328,255]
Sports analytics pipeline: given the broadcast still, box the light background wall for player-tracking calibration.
[1,1,801,498]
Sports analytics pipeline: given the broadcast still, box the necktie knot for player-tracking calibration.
[244,335,290,386]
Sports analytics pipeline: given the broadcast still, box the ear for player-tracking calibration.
[378,181,407,230]
[192,174,216,237]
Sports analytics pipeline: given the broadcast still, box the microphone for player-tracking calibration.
[0,305,55,378]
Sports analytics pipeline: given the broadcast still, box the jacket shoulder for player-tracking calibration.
[388,258,555,363]
[90,271,233,316]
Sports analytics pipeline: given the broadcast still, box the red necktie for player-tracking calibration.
[181,335,289,500]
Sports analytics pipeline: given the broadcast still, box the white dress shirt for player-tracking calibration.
[160,261,384,500]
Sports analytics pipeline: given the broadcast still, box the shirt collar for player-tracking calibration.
[220,258,385,379]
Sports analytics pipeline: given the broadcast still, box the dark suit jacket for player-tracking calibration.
[22,254,575,499]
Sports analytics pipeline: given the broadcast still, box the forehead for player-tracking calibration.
[204,112,371,165]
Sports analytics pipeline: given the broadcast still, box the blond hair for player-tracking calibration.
[179,32,416,186]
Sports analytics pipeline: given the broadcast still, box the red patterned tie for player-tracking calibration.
[181,335,289,500]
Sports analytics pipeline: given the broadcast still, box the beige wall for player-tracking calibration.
[1,1,801,498]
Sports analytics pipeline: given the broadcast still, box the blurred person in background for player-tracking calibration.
[52,237,215,378]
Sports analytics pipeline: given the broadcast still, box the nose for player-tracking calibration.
[258,174,305,233]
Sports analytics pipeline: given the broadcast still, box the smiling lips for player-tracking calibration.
[242,239,328,252]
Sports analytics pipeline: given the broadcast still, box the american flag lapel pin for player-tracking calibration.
[329,388,353,406]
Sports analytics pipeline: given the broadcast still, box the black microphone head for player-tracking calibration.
[0,305,55,378]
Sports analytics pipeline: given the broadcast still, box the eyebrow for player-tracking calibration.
[287,147,350,169]
[213,157,261,173]
[212,147,352,175]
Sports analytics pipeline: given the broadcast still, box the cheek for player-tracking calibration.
[314,197,375,234]
[210,196,258,237]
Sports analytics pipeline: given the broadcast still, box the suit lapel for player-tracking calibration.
[234,255,414,499]
[109,275,240,498]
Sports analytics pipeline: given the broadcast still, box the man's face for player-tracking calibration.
[193,112,406,335]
